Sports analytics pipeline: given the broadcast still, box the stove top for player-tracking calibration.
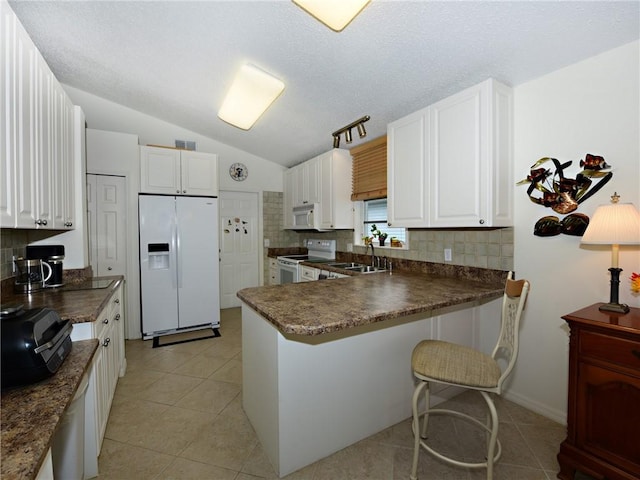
[277,239,336,264]
[277,255,334,264]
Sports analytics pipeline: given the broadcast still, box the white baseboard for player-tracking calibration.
[502,389,567,425]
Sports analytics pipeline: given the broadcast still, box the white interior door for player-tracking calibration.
[219,191,259,308]
[87,174,127,277]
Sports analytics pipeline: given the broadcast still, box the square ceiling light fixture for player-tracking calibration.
[292,0,371,32]
[218,64,285,130]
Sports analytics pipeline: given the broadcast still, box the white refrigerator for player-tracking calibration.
[139,195,220,341]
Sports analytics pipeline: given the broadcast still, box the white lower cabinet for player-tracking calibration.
[299,265,319,282]
[268,258,279,285]
[35,448,54,480]
[71,283,125,479]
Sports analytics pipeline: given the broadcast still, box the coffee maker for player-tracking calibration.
[14,258,52,293]
[26,245,65,288]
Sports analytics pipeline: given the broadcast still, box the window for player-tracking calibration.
[363,198,407,244]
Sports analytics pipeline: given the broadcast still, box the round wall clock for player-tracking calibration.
[229,162,249,181]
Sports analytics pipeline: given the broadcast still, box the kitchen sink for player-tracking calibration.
[327,262,360,268]
[344,265,387,274]
[326,262,387,274]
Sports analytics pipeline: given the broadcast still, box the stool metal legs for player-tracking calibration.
[409,380,502,480]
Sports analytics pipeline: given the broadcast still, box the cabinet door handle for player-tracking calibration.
[102,337,111,347]
[115,313,121,321]
[114,298,120,304]
[103,318,109,324]
[479,219,485,225]
[632,349,640,360]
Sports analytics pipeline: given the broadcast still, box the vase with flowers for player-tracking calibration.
[370,224,388,246]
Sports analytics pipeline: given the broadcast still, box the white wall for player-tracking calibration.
[86,129,141,339]
[510,40,640,423]
[63,85,286,193]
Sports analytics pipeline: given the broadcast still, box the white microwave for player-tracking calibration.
[292,204,327,230]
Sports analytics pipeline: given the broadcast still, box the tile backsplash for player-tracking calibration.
[262,191,514,276]
[1,229,29,280]
[4,193,514,282]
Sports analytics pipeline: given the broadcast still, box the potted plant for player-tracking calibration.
[370,224,388,246]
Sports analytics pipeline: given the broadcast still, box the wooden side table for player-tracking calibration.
[557,303,640,480]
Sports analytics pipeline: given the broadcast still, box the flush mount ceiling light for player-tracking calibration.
[218,64,285,130]
[292,0,371,32]
[332,115,370,148]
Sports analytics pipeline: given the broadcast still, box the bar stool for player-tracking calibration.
[410,271,530,480]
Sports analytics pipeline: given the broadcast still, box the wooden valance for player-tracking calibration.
[350,135,387,201]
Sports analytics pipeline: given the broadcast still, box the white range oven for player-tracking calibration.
[276,239,336,284]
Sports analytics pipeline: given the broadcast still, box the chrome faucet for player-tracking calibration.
[366,243,375,267]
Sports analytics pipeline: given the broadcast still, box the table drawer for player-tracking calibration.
[580,330,640,370]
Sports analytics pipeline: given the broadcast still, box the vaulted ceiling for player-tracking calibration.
[9,1,639,167]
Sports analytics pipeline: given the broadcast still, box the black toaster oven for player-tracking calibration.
[1,307,73,390]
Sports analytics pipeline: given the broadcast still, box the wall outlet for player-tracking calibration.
[444,248,452,262]
[264,239,270,247]
[347,243,353,252]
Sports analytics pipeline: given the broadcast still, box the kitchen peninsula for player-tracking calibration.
[237,266,506,477]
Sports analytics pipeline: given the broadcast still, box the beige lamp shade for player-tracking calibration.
[581,202,640,245]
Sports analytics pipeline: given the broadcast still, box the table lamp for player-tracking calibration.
[581,192,640,313]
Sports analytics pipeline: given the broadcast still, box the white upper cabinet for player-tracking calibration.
[387,78,513,228]
[1,1,77,230]
[428,79,513,227]
[140,146,218,196]
[282,168,296,229]
[387,109,429,228]
[317,149,353,229]
[285,155,320,209]
[283,148,353,230]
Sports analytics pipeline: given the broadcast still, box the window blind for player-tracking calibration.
[350,135,387,201]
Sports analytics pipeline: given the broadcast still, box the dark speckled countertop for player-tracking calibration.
[238,266,507,336]
[1,340,98,479]
[1,276,124,324]
[0,275,123,479]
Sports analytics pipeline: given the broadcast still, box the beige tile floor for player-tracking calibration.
[97,307,568,480]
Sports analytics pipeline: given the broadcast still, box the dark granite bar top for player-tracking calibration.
[1,339,99,480]
[238,267,507,336]
[1,276,124,324]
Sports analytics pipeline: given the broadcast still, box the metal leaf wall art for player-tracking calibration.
[516,154,612,237]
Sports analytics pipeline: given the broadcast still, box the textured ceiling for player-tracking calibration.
[9,1,640,167]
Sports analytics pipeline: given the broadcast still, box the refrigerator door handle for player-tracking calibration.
[175,213,182,289]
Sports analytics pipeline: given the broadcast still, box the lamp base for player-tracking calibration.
[598,302,630,314]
